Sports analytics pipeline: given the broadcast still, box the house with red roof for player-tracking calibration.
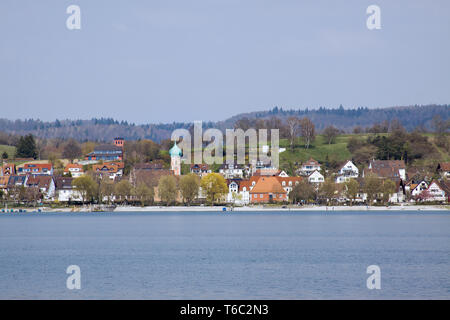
[92,163,123,180]
[190,164,211,177]
[64,163,84,178]
[297,158,321,176]
[249,176,287,203]
[25,175,55,200]
[17,163,53,176]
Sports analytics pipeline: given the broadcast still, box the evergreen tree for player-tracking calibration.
[15,134,37,159]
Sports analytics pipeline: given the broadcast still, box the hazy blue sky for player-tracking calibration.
[0,0,449,124]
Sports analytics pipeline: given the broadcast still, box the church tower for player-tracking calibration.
[169,141,182,176]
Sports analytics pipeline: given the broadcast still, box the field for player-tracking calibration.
[279,133,449,168]
[280,135,353,164]
[0,145,16,160]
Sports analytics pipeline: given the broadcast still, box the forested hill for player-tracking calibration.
[217,104,450,132]
[0,104,448,142]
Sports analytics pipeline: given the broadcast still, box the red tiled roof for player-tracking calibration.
[64,164,83,172]
[24,163,52,170]
[304,158,319,166]
[250,177,286,194]
[254,168,281,176]
[275,176,302,185]
[239,180,252,192]
[106,161,125,169]
[92,164,120,173]
[26,176,52,189]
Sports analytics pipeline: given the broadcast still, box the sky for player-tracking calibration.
[0,0,449,124]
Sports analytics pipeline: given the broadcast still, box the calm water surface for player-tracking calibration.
[0,211,449,299]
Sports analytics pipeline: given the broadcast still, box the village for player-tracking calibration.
[0,135,449,211]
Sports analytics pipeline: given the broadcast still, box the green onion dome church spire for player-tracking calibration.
[169,141,182,157]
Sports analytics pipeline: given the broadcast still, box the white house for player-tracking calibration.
[409,180,429,197]
[220,162,244,179]
[308,170,324,184]
[425,181,449,202]
[25,175,55,201]
[238,181,251,205]
[226,180,240,203]
[335,160,359,183]
[297,158,321,176]
[55,177,82,202]
[64,164,84,178]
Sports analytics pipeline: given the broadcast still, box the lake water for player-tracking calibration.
[0,211,449,299]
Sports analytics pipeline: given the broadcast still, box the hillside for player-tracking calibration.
[278,133,449,172]
[0,145,16,160]
[218,105,449,132]
[0,105,448,142]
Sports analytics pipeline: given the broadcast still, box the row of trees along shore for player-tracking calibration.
[63,172,228,207]
[3,172,405,207]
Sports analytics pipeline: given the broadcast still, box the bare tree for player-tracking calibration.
[62,139,82,163]
[299,117,315,149]
[286,116,300,150]
[323,125,340,144]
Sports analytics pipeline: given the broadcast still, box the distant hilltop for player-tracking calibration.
[0,104,448,143]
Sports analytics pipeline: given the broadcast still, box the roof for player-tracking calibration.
[106,161,124,169]
[430,180,450,194]
[338,160,356,171]
[275,176,302,185]
[169,142,182,157]
[93,144,123,152]
[226,178,242,186]
[308,170,323,177]
[26,176,52,189]
[254,168,281,176]
[55,177,74,189]
[92,164,121,173]
[239,179,252,192]
[370,160,406,170]
[7,175,27,187]
[365,167,402,180]
[250,177,286,194]
[303,158,320,166]
[23,163,52,170]
[64,164,84,172]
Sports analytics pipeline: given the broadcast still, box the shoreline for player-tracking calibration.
[114,205,450,212]
[6,204,446,213]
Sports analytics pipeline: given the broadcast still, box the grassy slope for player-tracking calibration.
[280,134,353,165]
[279,133,449,166]
[0,145,16,160]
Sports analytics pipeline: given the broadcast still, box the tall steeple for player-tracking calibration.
[169,141,182,176]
